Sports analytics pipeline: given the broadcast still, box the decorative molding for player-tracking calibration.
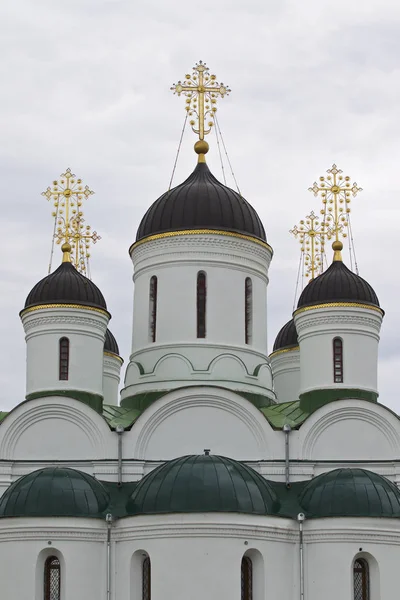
[23,314,108,334]
[294,302,383,316]
[295,313,382,334]
[104,351,124,364]
[20,303,110,318]
[269,345,300,359]
[130,229,273,253]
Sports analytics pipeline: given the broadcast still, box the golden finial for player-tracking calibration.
[308,164,362,259]
[332,240,343,262]
[42,168,101,275]
[290,211,330,280]
[171,61,230,161]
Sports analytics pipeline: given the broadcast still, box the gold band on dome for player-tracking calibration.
[129,229,273,254]
[294,302,384,317]
[20,303,110,318]
[104,350,124,363]
[269,345,300,358]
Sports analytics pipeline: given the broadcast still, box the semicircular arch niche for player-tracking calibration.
[0,397,109,460]
[130,387,273,461]
[299,400,400,461]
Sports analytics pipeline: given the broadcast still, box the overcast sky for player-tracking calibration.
[1,0,400,412]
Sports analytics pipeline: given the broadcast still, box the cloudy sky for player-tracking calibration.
[1,0,400,412]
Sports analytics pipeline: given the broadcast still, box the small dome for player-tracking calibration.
[273,319,298,352]
[127,454,279,516]
[0,467,109,518]
[104,328,119,355]
[299,468,400,518]
[136,162,266,243]
[297,260,379,310]
[24,262,107,312]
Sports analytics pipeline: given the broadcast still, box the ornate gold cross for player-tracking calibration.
[290,211,330,280]
[171,61,230,142]
[308,164,362,245]
[42,168,100,275]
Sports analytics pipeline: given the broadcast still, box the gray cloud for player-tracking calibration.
[1,0,400,411]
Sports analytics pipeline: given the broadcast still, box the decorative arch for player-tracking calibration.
[35,548,66,600]
[352,552,379,600]
[131,550,151,600]
[299,400,400,461]
[130,387,272,460]
[242,548,264,600]
[0,397,109,460]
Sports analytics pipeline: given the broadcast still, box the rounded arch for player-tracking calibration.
[131,549,151,600]
[207,353,249,377]
[0,396,110,460]
[35,547,66,600]
[351,551,379,600]
[129,386,273,460]
[151,353,194,378]
[298,399,400,460]
[241,548,264,600]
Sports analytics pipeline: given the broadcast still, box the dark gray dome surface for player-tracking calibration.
[136,162,266,242]
[297,260,379,310]
[24,262,107,311]
[273,319,298,352]
[104,328,119,355]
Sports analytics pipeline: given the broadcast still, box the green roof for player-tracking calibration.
[0,467,110,518]
[260,401,308,429]
[299,468,400,518]
[127,454,280,516]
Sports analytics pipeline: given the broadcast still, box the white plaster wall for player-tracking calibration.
[124,233,272,397]
[21,307,109,397]
[114,513,296,600]
[103,353,122,406]
[294,306,382,396]
[125,386,277,461]
[270,348,300,403]
[0,518,105,600]
[0,396,115,462]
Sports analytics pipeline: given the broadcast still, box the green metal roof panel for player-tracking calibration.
[102,404,142,430]
[0,467,110,518]
[126,454,280,516]
[299,468,400,518]
[260,401,309,429]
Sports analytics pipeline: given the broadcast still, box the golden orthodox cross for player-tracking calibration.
[42,168,100,275]
[171,61,230,142]
[308,164,362,245]
[290,211,330,280]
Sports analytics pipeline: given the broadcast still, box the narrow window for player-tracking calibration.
[44,556,61,600]
[149,276,158,343]
[353,558,370,600]
[245,277,253,344]
[197,271,206,338]
[333,337,343,383]
[142,556,151,600]
[59,338,69,381]
[241,556,253,600]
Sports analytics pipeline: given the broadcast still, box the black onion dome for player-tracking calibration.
[273,319,298,352]
[136,162,266,242]
[24,262,107,311]
[297,260,379,310]
[104,328,119,355]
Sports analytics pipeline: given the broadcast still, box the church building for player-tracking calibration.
[0,61,398,600]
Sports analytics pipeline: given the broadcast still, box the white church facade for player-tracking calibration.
[0,62,399,600]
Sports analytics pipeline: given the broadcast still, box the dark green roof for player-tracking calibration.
[0,467,110,518]
[299,468,400,518]
[127,454,280,516]
[260,401,308,429]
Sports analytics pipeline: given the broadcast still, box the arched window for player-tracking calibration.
[245,277,253,344]
[241,556,253,600]
[353,558,370,600]
[59,338,69,381]
[142,556,151,600]
[149,276,158,343]
[197,271,206,338]
[44,556,61,600]
[333,337,343,383]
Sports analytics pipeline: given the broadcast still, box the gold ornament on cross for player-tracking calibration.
[171,61,230,159]
[308,164,362,247]
[290,211,330,280]
[42,168,100,275]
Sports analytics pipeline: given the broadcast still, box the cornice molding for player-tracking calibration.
[294,302,383,317]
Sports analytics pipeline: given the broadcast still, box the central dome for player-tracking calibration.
[136,162,266,242]
[127,454,279,515]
